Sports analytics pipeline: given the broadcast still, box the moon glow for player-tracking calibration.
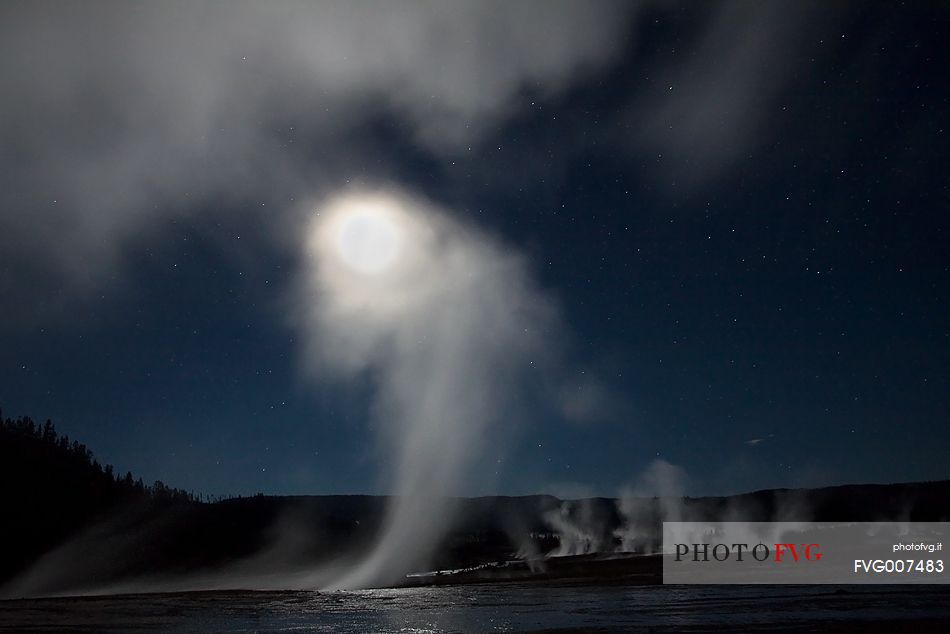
[336,207,401,274]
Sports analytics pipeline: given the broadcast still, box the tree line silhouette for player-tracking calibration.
[0,409,196,503]
[0,409,200,583]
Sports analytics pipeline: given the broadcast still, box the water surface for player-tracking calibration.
[2,584,949,632]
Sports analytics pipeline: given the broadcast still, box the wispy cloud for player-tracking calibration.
[0,0,636,326]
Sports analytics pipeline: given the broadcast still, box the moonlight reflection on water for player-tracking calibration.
[2,585,949,632]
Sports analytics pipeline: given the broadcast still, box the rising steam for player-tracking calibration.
[297,188,555,588]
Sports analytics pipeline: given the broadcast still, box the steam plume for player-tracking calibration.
[297,188,555,587]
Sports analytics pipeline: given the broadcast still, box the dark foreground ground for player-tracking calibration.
[3,583,950,633]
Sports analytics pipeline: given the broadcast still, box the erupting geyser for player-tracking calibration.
[297,187,556,589]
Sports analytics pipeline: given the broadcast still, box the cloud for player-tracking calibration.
[622,1,824,190]
[745,433,774,446]
[0,0,635,326]
[557,373,625,425]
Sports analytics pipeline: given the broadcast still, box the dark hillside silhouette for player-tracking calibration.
[0,411,194,582]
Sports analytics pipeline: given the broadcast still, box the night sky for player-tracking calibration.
[1,1,947,499]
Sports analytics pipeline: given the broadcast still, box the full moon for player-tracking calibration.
[306,189,444,319]
[334,203,402,275]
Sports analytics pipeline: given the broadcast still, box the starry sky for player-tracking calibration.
[1,1,947,498]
